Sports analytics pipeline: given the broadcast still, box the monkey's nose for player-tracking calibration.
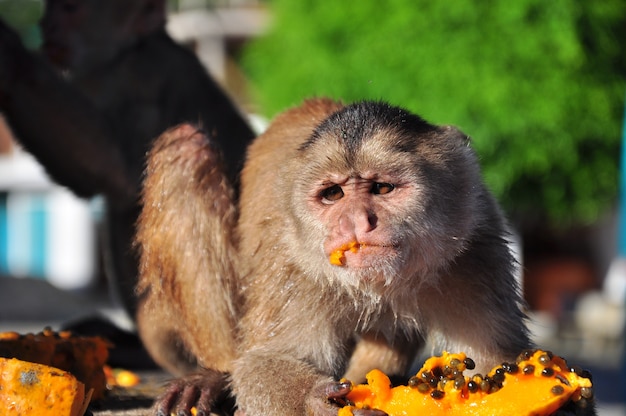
[355,204,377,233]
[339,206,377,237]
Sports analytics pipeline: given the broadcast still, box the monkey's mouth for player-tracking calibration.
[329,241,364,266]
[329,242,396,268]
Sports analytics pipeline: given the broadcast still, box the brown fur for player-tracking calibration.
[135,125,239,375]
[135,99,531,415]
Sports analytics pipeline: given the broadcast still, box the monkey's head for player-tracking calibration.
[285,101,487,295]
[40,0,165,74]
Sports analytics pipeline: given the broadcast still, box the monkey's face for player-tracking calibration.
[291,137,424,292]
[315,174,403,269]
[40,0,152,73]
[288,102,483,294]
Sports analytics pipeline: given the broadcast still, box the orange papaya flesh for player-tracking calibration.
[338,350,593,416]
[330,241,366,266]
[104,365,141,387]
[0,328,110,400]
[0,357,89,416]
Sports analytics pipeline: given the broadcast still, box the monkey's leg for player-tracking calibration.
[343,332,419,384]
[135,294,198,375]
[135,124,240,414]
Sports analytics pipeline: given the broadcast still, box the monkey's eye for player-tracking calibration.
[371,182,395,195]
[320,185,344,203]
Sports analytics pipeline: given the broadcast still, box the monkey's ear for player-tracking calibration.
[133,0,166,36]
[441,125,471,146]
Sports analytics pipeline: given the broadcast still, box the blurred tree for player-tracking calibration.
[0,0,42,48]
[242,0,626,227]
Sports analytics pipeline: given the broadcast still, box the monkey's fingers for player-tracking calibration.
[325,381,354,408]
[154,372,229,416]
[155,382,209,416]
[326,381,352,399]
[325,381,388,415]
[155,381,195,416]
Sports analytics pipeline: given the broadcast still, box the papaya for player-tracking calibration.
[0,357,89,416]
[338,349,593,416]
[330,242,365,266]
[104,365,141,387]
[0,328,110,399]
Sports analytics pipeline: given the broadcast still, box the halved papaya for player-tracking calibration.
[338,350,593,416]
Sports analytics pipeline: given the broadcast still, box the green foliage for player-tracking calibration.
[242,0,626,226]
[0,0,43,49]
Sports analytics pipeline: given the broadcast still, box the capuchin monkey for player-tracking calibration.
[135,99,594,415]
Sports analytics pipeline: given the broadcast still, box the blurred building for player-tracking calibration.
[167,0,269,110]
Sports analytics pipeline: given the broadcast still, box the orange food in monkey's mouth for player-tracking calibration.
[337,350,593,416]
[329,242,367,266]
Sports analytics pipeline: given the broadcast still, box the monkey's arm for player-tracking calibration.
[229,280,361,416]
[232,346,339,416]
[0,19,134,205]
[232,332,391,416]
[135,124,240,414]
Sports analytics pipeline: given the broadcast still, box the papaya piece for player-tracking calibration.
[0,357,89,416]
[104,365,141,387]
[330,241,366,266]
[339,350,593,416]
[0,328,110,399]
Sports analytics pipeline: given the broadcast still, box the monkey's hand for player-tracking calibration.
[153,371,233,416]
[316,380,389,416]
